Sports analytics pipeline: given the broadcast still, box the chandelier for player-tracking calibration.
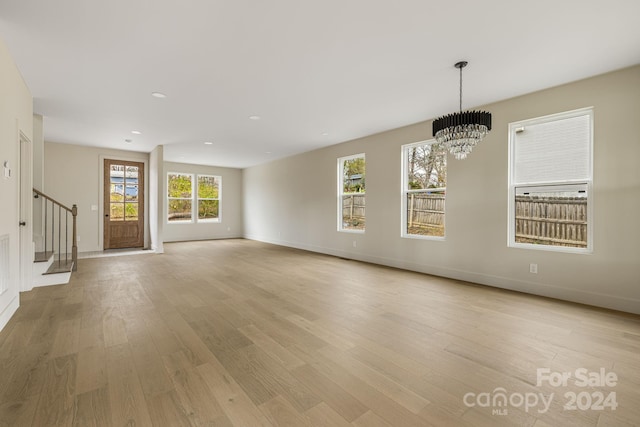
[432,61,492,160]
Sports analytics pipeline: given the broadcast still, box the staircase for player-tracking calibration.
[32,189,77,287]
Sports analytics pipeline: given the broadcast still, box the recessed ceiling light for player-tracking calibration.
[265,151,272,154]
[321,132,329,136]
[125,138,133,143]
[204,141,213,145]
[151,92,167,98]
[249,115,261,120]
[131,130,142,135]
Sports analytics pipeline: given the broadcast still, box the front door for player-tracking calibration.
[104,159,144,249]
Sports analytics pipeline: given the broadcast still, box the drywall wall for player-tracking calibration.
[163,161,243,242]
[243,65,640,314]
[0,39,32,329]
[43,142,149,252]
[32,115,44,240]
[149,145,164,253]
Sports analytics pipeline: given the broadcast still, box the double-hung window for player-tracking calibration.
[197,175,220,221]
[338,154,365,232]
[168,173,193,222]
[401,140,447,239]
[167,173,222,223]
[508,107,593,252]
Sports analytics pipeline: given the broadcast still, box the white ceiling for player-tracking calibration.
[1,0,639,168]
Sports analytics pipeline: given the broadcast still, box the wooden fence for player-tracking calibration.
[342,194,365,229]
[515,195,587,248]
[407,193,445,236]
[343,194,587,247]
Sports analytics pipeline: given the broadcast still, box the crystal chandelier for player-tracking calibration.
[432,61,492,160]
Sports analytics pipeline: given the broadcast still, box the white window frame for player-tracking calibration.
[167,173,223,224]
[401,139,446,240]
[167,172,194,223]
[197,174,222,223]
[507,107,594,254]
[337,153,365,233]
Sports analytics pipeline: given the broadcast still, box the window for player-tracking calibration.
[168,173,193,222]
[401,140,447,239]
[508,108,593,252]
[197,175,220,221]
[167,173,222,223]
[338,154,365,232]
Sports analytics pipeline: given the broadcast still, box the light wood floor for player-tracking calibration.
[1,239,639,426]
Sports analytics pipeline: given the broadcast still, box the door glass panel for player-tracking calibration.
[110,165,124,182]
[125,185,138,201]
[110,203,124,221]
[125,202,138,220]
[110,183,124,202]
[126,166,139,181]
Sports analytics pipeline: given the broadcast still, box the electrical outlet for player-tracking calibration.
[352,241,357,248]
[227,226,231,231]
[530,263,538,274]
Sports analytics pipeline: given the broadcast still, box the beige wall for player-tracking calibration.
[44,142,150,252]
[43,145,244,251]
[0,39,32,328]
[163,161,243,242]
[243,65,640,314]
[149,146,165,253]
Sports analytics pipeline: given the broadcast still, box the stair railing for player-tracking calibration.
[33,189,78,272]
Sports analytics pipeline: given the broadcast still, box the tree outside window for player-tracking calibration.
[168,173,193,222]
[198,175,220,220]
[338,154,365,232]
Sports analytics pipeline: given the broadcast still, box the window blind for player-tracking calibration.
[513,114,590,184]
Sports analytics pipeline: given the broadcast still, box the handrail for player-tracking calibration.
[33,188,73,212]
[33,188,78,272]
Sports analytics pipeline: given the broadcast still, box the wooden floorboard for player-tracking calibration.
[1,239,639,426]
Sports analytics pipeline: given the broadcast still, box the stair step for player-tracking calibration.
[34,251,54,263]
[44,260,74,275]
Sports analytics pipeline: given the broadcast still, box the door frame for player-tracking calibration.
[99,155,149,250]
[19,131,33,292]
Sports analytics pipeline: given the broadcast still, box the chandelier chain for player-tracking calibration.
[459,64,463,112]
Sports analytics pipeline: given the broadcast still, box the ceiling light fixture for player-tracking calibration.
[151,92,167,98]
[131,130,141,135]
[204,141,213,145]
[249,115,261,120]
[432,61,492,160]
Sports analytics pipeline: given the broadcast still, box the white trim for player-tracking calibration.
[99,155,149,251]
[507,107,594,254]
[243,234,640,315]
[166,172,195,224]
[337,153,366,233]
[166,172,224,224]
[19,131,33,292]
[196,174,222,223]
[0,295,19,333]
[400,139,446,240]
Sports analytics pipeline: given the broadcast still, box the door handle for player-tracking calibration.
[19,221,26,226]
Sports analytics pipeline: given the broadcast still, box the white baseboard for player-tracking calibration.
[244,234,640,315]
[0,294,19,333]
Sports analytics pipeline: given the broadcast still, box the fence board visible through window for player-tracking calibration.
[515,195,587,248]
[341,194,365,230]
[401,140,446,239]
[406,193,445,236]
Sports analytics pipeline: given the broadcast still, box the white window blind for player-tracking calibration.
[513,114,590,184]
